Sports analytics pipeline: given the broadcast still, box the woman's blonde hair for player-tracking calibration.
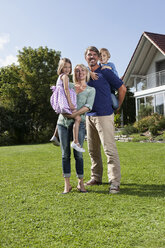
[99,48,111,59]
[73,64,90,83]
[57,58,72,75]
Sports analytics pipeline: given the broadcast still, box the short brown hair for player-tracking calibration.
[57,58,72,75]
[84,46,100,57]
[99,48,111,59]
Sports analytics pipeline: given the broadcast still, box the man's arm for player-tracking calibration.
[117,84,127,111]
[101,68,122,90]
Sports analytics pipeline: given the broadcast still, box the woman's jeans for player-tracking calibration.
[57,122,86,178]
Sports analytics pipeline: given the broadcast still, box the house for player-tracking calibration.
[123,31,165,118]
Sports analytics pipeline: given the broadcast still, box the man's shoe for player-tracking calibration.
[109,184,120,194]
[85,179,102,186]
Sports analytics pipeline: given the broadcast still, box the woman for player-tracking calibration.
[57,64,96,194]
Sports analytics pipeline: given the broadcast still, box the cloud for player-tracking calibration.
[0,33,10,50]
[0,55,18,67]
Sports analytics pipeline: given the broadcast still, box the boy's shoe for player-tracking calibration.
[50,136,60,146]
[71,142,85,153]
[109,184,120,194]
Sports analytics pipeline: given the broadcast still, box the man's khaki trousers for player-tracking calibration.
[86,114,121,186]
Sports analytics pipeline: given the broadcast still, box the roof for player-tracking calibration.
[122,32,165,87]
[144,32,165,54]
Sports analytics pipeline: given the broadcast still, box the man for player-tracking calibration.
[85,46,127,194]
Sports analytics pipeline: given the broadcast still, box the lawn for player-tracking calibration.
[0,142,165,248]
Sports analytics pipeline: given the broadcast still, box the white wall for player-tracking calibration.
[147,51,164,74]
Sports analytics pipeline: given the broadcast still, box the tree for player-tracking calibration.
[122,87,136,125]
[0,65,30,144]
[17,46,61,141]
[0,46,61,145]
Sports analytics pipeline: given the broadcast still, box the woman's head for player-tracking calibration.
[73,64,90,83]
[57,58,72,75]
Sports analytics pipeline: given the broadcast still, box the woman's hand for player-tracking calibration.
[63,106,89,119]
[63,112,77,119]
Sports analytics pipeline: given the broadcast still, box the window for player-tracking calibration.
[155,93,164,115]
[137,97,145,113]
[146,95,154,112]
[156,60,165,72]
[156,60,165,86]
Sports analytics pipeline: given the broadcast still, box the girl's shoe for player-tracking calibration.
[77,186,88,193]
[71,142,85,152]
[50,136,60,146]
[62,186,72,194]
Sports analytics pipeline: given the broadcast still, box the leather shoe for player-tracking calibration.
[85,179,102,186]
[77,186,88,193]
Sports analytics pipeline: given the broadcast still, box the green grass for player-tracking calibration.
[0,142,165,248]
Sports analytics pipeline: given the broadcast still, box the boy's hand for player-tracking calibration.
[90,71,98,80]
[101,65,112,70]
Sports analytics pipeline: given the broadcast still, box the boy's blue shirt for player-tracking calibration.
[87,66,123,116]
[100,62,119,77]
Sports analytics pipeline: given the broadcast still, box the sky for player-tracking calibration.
[0,0,165,77]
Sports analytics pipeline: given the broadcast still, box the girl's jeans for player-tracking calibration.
[57,122,86,178]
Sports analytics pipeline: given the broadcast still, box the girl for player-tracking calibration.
[50,58,85,152]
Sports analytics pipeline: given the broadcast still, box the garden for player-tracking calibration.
[115,112,165,143]
[0,141,165,248]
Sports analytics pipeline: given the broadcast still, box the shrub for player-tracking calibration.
[130,133,149,142]
[149,125,159,136]
[0,131,15,146]
[114,113,121,128]
[134,113,165,135]
[138,105,153,120]
[122,124,138,135]
[158,117,165,130]
[154,131,165,141]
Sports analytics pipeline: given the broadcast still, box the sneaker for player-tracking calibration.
[50,136,60,146]
[109,184,120,194]
[71,142,85,153]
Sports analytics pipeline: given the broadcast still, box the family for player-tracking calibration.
[50,46,127,194]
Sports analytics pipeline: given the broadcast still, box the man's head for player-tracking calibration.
[84,46,100,70]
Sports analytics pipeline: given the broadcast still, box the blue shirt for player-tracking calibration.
[99,62,119,77]
[86,66,123,116]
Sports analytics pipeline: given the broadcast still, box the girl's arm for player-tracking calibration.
[64,87,96,119]
[61,74,76,110]
[64,106,89,119]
